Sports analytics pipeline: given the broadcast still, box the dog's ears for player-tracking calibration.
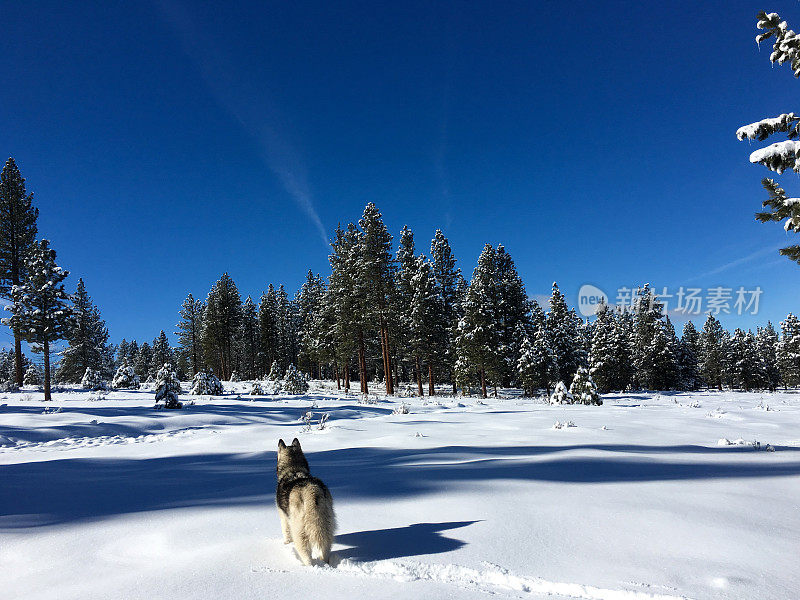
[291,438,301,448]
[278,439,286,450]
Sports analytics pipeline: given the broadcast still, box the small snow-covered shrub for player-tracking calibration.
[553,420,577,429]
[190,369,224,396]
[0,379,19,393]
[282,364,308,395]
[81,368,107,391]
[569,367,602,406]
[267,361,282,382]
[112,359,140,389]
[229,371,240,382]
[154,363,182,409]
[23,364,42,386]
[549,381,574,405]
[249,381,264,395]
[393,403,410,415]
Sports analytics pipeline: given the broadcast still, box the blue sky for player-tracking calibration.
[2,0,799,346]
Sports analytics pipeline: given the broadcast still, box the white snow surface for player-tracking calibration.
[1,383,799,600]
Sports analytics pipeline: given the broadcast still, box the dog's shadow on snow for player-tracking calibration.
[334,520,479,561]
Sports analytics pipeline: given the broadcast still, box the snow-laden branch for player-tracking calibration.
[757,11,800,77]
[736,113,800,141]
[748,140,800,174]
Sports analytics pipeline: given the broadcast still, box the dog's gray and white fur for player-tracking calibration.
[276,438,336,565]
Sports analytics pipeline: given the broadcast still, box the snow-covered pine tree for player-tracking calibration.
[239,296,259,380]
[549,380,574,405]
[589,303,618,393]
[201,273,242,380]
[736,12,800,263]
[249,381,264,395]
[777,313,800,387]
[134,342,153,380]
[517,302,557,396]
[296,270,325,377]
[430,229,465,393]
[190,368,224,396]
[267,360,281,381]
[756,322,782,391]
[112,357,140,389]
[154,363,182,409]
[495,245,533,386]
[406,256,445,396]
[546,282,584,384]
[282,364,309,394]
[455,244,501,398]
[151,330,172,371]
[699,314,726,390]
[23,363,42,386]
[3,240,70,400]
[569,366,602,405]
[81,367,107,390]
[395,225,418,383]
[726,329,767,391]
[0,158,39,387]
[258,285,279,374]
[631,285,667,389]
[357,203,397,395]
[57,278,113,382]
[677,321,702,391]
[176,293,204,377]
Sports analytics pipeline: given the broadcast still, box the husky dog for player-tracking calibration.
[276,438,336,565]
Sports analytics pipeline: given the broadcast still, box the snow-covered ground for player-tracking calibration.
[1,383,799,600]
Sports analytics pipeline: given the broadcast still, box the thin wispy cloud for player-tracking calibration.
[155,1,328,246]
[685,242,786,283]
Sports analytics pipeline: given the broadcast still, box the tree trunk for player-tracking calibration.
[344,361,350,392]
[480,367,487,399]
[452,374,457,395]
[336,364,341,390]
[380,327,394,395]
[428,362,435,397]
[14,335,23,387]
[43,338,51,401]
[415,356,423,396]
[358,331,368,394]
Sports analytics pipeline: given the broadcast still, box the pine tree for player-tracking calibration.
[81,367,107,391]
[756,322,782,391]
[357,204,397,395]
[546,282,584,384]
[3,240,70,400]
[569,366,602,405]
[549,380,574,405]
[296,270,325,376]
[777,313,800,387]
[631,285,666,389]
[154,363,182,409]
[395,225,418,381]
[517,301,557,396]
[0,158,40,386]
[134,342,153,380]
[190,368,224,396]
[430,230,465,392]
[258,285,279,374]
[677,321,702,390]
[57,278,113,382]
[406,256,445,396]
[239,296,259,379]
[726,329,767,391]
[699,314,726,390]
[495,245,532,385]
[736,12,800,263]
[283,364,309,394]
[151,330,172,371]
[455,244,501,398]
[23,363,42,386]
[201,273,242,380]
[176,293,204,376]
[589,303,618,393]
[112,357,140,389]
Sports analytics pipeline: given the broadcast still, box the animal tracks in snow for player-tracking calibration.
[330,557,692,600]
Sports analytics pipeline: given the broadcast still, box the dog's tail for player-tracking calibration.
[298,484,336,562]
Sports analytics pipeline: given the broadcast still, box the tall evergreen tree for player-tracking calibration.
[455,244,501,397]
[176,294,204,376]
[589,303,619,393]
[357,204,397,394]
[494,245,532,385]
[546,282,584,384]
[151,330,172,370]
[699,314,726,390]
[135,341,153,379]
[406,256,445,395]
[239,296,259,379]
[258,285,279,375]
[3,240,70,400]
[430,229,464,391]
[777,313,800,387]
[756,322,782,391]
[517,302,557,395]
[57,278,113,382]
[677,321,702,390]
[0,158,39,386]
[296,270,325,376]
[202,273,242,380]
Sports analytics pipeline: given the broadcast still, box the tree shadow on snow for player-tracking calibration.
[334,520,478,561]
[4,444,800,529]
